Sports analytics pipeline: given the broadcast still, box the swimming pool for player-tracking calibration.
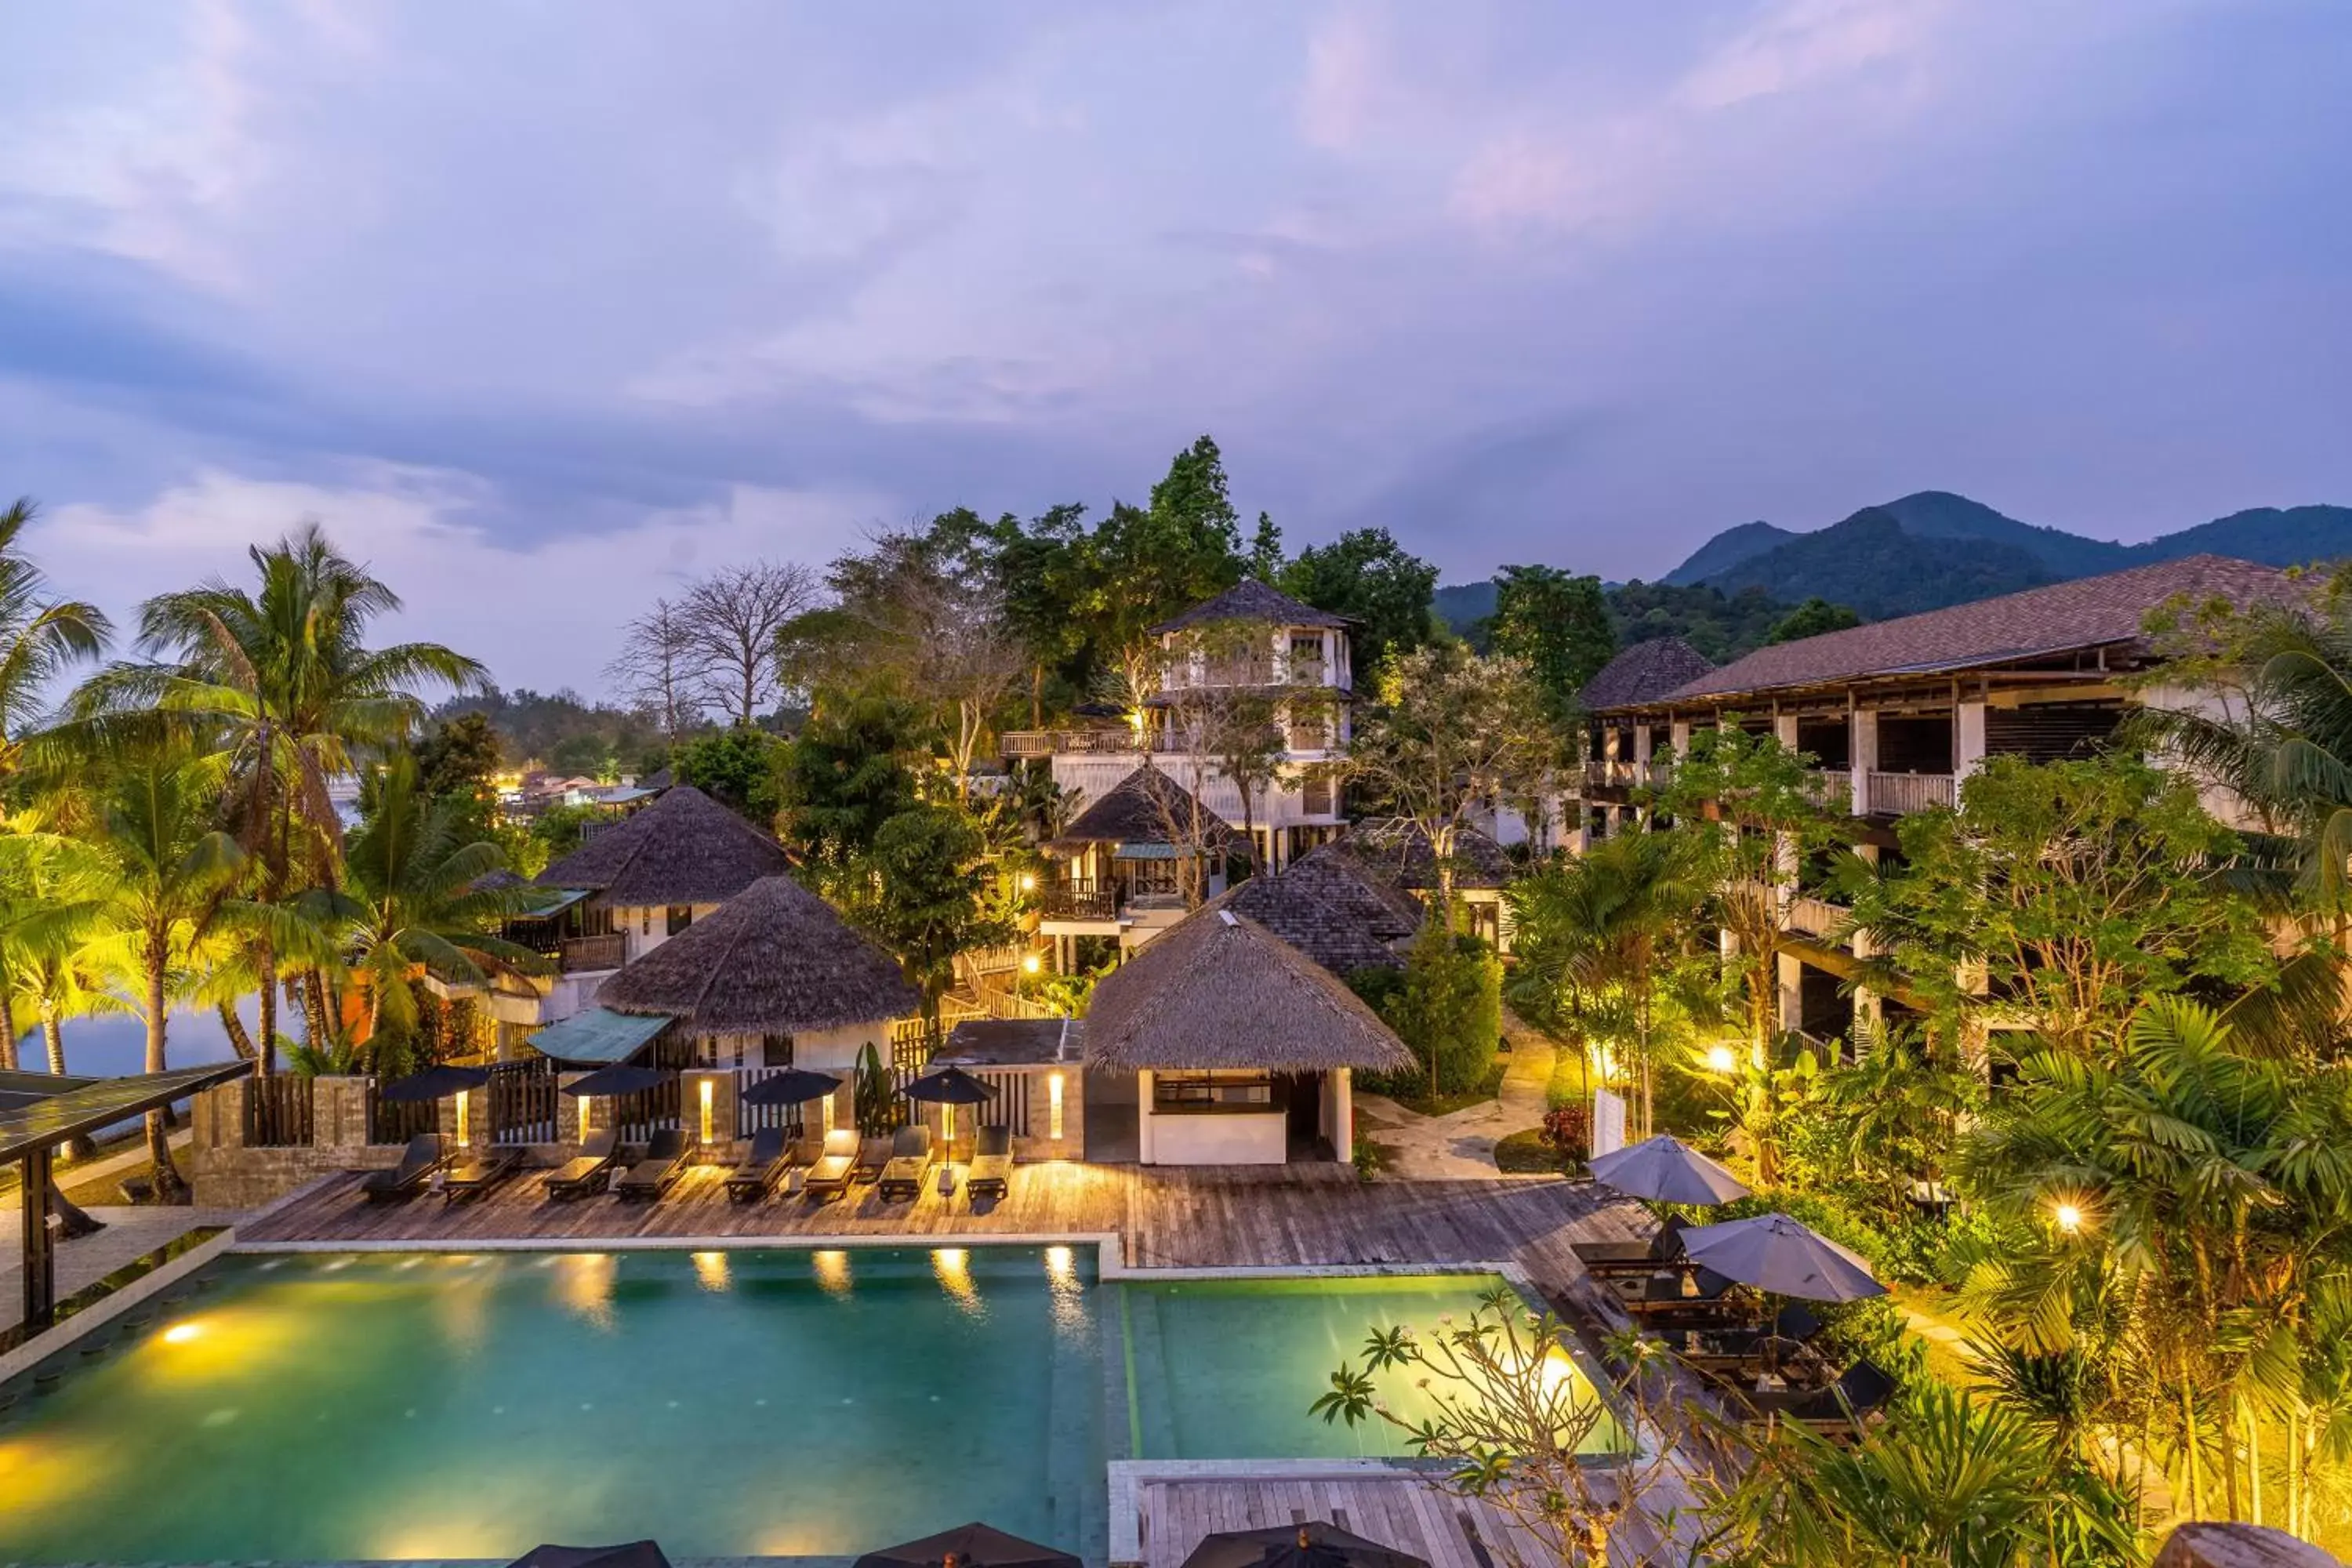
[0,1247,1593,1564]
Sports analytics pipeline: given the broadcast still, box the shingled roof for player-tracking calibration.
[1049,766,1236,852]
[1084,908,1416,1073]
[535,785,793,909]
[1149,579,1352,634]
[1644,555,2296,707]
[1212,842,1426,975]
[1580,637,1717,711]
[596,875,919,1036]
[1351,819,1513,891]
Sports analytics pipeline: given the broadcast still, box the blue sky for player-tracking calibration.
[4,2,2348,691]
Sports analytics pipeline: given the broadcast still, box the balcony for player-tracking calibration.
[558,933,628,973]
[1865,771,1957,815]
[1037,884,1120,922]
[1002,728,1142,758]
[1785,895,1846,940]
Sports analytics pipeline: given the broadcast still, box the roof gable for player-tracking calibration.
[1579,637,1717,710]
[535,785,793,908]
[1215,842,1425,975]
[1639,555,2296,707]
[1051,765,1235,850]
[1149,579,1352,634]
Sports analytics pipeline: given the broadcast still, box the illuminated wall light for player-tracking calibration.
[1047,1071,1065,1142]
[698,1078,714,1145]
[455,1090,470,1146]
[820,1092,834,1134]
[579,1094,594,1141]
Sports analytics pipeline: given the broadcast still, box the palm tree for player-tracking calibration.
[66,524,485,1075]
[299,754,540,1063]
[71,745,245,1201]
[0,497,111,775]
[1505,825,1717,1138]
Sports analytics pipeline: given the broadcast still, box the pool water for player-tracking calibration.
[0,1249,1584,1564]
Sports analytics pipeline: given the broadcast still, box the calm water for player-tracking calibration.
[0,1250,1548,1565]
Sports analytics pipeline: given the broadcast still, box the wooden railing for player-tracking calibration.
[488,1060,558,1145]
[1038,885,1120,921]
[1000,728,1142,757]
[1865,771,1956,815]
[1785,895,1845,939]
[560,933,627,973]
[245,1075,314,1148]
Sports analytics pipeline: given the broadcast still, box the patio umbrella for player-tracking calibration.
[1677,1212,1886,1302]
[376,1064,492,1102]
[560,1064,673,1098]
[901,1065,996,1163]
[855,1522,1079,1568]
[1183,1523,1428,1568]
[1587,1135,1750,1206]
[739,1068,842,1105]
[510,1544,672,1568]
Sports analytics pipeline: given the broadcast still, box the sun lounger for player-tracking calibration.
[1743,1359,1896,1443]
[544,1131,622,1200]
[875,1125,935,1201]
[724,1127,795,1202]
[361,1133,446,1202]
[443,1145,522,1203]
[613,1127,689,1200]
[802,1128,862,1202]
[965,1126,1012,1200]
[1573,1215,1688,1273]
[852,1135,891,1185]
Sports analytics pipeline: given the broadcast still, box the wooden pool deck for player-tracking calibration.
[241,1161,1648,1309]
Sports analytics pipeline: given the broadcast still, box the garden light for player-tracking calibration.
[1705,1045,1738,1075]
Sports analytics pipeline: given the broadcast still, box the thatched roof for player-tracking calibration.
[1050,766,1236,852]
[535,785,792,908]
[594,875,919,1036]
[1351,819,1513,890]
[1149,579,1351,634]
[1212,843,1425,975]
[1084,907,1416,1073]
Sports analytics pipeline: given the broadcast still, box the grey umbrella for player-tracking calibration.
[1677,1212,1886,1302]
[377,1065,492,1102]
[902,1066,997,1164]
[1586,1135,1750,1205]
[740,1069,843,1106]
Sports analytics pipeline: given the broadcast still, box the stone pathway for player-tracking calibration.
[1357,1016,1559,1178]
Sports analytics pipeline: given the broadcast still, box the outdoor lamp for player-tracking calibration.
[1022,953,1042,975]
[2054,1201,2084,1234]
[1705,1044,1738,1075]
[1018,872,1036,892]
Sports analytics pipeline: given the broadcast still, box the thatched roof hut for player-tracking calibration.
[1084,907,1416,1074]
[1049,765,1236,853]
[535,785,792,908]
[594,875,919,1035]
[1211,842,1425,975]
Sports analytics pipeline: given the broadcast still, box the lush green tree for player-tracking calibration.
[1074,437,1247,676]
[671,724,788,824]
[410,711,503,841]
[64,523,485,1074]
[547,731,616,780]
[854,803,1011,1036]
[1247,510,1283,581]
[1957,999,2352,1526]
[0,498,111,782]
[1488,565,1616,719]
[1766,597,1863,644]
[73,745,246,1199]
[1841,753,2274,1062]
[1657,723,1851,1061]
[1505,826,1719,1138]
[988,503,1094,727]
[1278,528,1439,677]
[1606,579,1798,664]
[1348,644,1559,927]
[302,754,541,1060]
[1812,1018,1979,1217]
[1377,926,1502,1100]
[775,698,920,872]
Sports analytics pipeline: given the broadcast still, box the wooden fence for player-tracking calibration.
[245,1075,314,1148]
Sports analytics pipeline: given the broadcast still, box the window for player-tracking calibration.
[760,1034,793,1069]
[1153,1073,1283,1112]
[1288,634,1325,681]
[666,905,694,936]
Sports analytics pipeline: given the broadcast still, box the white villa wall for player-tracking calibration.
[1144,1105,1287,1164]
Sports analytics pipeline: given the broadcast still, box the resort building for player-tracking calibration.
[1083,905,1414,1166]
[1035,765,1237,967]
[1579,554,2296,1044]
[1003,579,1354,877]
[1214,840,1426,976]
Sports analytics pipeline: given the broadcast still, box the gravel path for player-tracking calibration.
[1357,1015,1559,1178]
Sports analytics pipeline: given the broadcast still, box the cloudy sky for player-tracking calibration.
[4,2,2347,691]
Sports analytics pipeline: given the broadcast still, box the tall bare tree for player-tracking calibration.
[677,561,816,726]
[605,597,706,740]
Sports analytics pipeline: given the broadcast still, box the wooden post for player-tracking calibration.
[20,1147,56,1331]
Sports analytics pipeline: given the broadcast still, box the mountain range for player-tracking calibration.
[1655,492,2352,619]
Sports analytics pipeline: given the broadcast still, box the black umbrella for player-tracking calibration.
[740,1068,843,1106]
[902,1066,997,1164]
[377,1065,492,1102]
[560,1064,674,1098]
[508,1544,672,1568]
[1182,1523,1428,1568]
[855,1522,1079,1568]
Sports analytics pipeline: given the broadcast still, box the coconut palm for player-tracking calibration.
[1505,823,1718,1138]
[297,753,541,1062]
[67,745,245,1201]
[0,498,111,775]
[64,523,485,1075]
